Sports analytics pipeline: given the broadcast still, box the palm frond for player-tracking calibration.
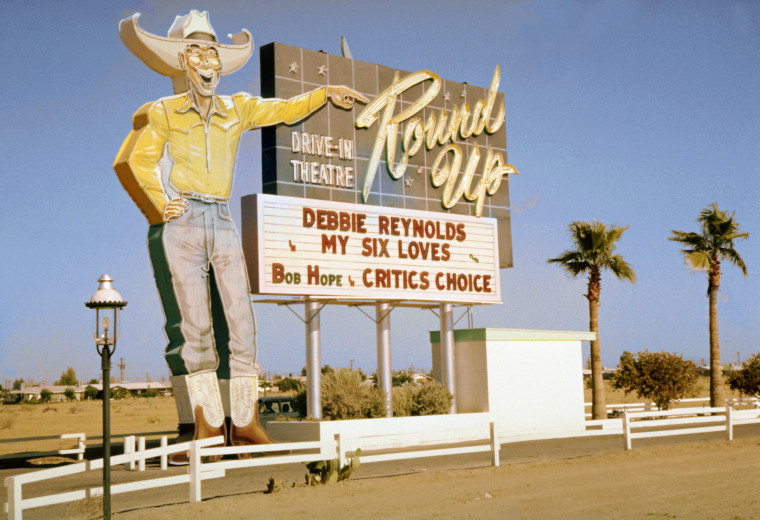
[720,247,748,277]
[607,254,636,283]
[671,203,749,279]
[549,220,634,283]
[683,251,711,272]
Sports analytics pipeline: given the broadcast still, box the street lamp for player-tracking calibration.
[85,274,126,520]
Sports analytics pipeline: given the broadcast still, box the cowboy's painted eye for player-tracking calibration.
[187,51,203,66]
[207,54,221,69]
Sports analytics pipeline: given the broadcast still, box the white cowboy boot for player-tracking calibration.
[229,375,274,456]
[170,371,226,464]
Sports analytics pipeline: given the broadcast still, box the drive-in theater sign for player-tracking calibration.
[242,42,517,304]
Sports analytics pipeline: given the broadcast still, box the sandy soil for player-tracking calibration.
[111,437,760,520]
[0,398,177,455]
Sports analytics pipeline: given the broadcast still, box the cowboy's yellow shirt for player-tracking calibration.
[114,88,327,225]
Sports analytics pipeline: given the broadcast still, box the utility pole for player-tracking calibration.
[117,358,126,382]
[350,359,354,370]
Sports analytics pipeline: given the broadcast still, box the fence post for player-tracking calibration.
[160,436,168,471]
[138,437,146,471]
[124,435,136,470]
[622,411,631,451]
[77,434,85,461]
[490,422,500,467]
[5,476,21,520]
[189,440,201,503]
[335,433,345,469]
[726,405,733,441]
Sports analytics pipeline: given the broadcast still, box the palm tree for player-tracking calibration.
[548,221,636,420]
[669,203,749,407]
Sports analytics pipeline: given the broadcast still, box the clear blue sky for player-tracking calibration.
[2,0,758,385]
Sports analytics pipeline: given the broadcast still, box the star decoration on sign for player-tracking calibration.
[317,65,328,77]
[405,177,414,187]
[460,88,467,98]
[443,92,451,102]
[416,166,424,174]
[288,62,298,74]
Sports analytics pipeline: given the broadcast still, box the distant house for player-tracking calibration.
[8,381,173,402]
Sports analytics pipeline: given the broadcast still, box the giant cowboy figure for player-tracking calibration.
[114,11,367,459]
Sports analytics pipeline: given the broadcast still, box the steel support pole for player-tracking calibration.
[305,301,322,419]
[439,302,456,413]
[101,347,112,519]
[376,302,392,417]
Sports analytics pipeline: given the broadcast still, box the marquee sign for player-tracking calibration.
[242,194,501,304]
[259,42,516,268]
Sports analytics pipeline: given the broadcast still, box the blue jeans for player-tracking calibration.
[148,199,256,378]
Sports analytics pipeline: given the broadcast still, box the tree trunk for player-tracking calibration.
[708,279,722,408]
[589,294,606,420]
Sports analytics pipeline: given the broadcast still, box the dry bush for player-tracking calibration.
[65,495,102,520]
[297,369,386,420]
[391,386,414,416]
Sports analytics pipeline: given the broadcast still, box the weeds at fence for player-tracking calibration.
[304,449,361,485]
[65,495,102,520]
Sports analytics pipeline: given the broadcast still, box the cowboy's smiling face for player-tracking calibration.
[184,44,221,97]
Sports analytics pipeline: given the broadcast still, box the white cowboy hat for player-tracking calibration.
[119,10,253,80]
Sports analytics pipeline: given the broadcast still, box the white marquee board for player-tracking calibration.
[242,194,501,304]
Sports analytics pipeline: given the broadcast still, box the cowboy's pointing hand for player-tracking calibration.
[164,197,188,222]
[326,86,369,109]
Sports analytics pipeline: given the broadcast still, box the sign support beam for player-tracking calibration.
[376,302,393,418]
[305,300,322,419]
[439,302,457,413]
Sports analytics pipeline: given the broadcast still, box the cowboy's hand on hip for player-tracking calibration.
[164,197,189,222]
[326,86,369,109]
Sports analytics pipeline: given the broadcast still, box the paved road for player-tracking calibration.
[3,423,759,519]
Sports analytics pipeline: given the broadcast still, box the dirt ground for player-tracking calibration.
[0,398,177,455]
[2,383,756,519]
[110,437,760,520]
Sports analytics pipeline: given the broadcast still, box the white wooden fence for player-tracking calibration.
[0,433,86,462]
[584,397,759,418]
[5,405,760,519]
[622,406,733,450]
[4,422,500,519]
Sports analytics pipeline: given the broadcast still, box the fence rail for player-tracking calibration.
[584,397,759,418]
[3,421,500,519]
[5,407,760,518]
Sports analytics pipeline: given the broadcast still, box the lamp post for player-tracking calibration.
[85,274,126,520]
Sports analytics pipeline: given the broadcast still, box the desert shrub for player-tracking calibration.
[39,389,52,403]
[296,368,386,420]
[142,389,158,398]
[392,369,414,387]
[84,385,98,400]
[111,387,129,400]
[612,350,697,410]
[63,388,76,401]
[727,353,760,397]
[391,380,453,416]
[278,377,304,393]
[391,385,415,416]
[410,380,453,415]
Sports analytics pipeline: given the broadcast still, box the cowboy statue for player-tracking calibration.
[114,11,367,461]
